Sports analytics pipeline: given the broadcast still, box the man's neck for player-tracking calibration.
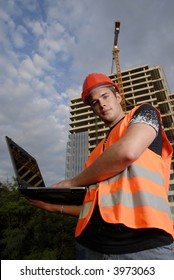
[108,112,126,128]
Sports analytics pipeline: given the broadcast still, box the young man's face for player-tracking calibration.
[88,87,124,127]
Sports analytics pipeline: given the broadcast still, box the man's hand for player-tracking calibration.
[50,179,73,188]
[30,199,61,212]
[29,199,82,216]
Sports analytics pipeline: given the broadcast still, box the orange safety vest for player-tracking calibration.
[75,105,174,237]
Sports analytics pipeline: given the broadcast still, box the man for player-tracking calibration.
[31,73,174,259]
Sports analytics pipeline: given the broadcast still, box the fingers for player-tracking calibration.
[29,199,59,213]
[29,199,49,209]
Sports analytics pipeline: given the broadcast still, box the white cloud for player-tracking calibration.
[28,20,45,37]
[12,25,27,48]
[18,53,52,81]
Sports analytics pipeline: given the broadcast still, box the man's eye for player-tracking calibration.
[103,94,109,99]
[91,101,98,107]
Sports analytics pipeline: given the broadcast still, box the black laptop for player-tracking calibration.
[5,136,87,205]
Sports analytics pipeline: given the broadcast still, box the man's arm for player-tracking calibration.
[56,122,157,187]
[29,199,82,216]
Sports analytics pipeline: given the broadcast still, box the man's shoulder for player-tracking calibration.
[132,103,160,118]
[135,103,156,112]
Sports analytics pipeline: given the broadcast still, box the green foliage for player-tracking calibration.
[0,179,77,260]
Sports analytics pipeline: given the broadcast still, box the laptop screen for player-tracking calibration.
[6,136,46,188]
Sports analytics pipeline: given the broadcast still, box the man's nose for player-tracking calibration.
[99,99,106,107]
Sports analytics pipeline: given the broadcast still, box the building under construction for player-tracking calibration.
[65,64,174,220]
[68,65,174,154]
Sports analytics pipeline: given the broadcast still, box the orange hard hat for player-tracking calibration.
[81,73,119,103]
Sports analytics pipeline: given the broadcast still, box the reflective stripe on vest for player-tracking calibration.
[100,189,171,215]
[78,165,171,219]
[105,164,164,186]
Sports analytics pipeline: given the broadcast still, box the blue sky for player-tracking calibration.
[1,0,174,186]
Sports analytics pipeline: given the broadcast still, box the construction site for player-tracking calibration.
[65,22,174,221]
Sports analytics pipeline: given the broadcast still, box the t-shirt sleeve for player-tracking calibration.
[129,103,160,134]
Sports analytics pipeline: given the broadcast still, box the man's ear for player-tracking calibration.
[115,92,122,103]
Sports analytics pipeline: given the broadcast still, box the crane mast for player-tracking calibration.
[111,21,126,112]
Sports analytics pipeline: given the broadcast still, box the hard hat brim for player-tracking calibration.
[82,81,119,104]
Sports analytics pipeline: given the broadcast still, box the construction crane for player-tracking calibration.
[111,21,126,112]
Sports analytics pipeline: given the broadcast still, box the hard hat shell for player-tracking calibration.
[81,73,119,103]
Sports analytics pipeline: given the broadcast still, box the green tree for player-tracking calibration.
[0,179,77,259]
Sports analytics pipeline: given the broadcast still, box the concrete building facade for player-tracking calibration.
[65,131,88,179]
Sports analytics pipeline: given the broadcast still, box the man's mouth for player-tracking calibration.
[101,109,111,115]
